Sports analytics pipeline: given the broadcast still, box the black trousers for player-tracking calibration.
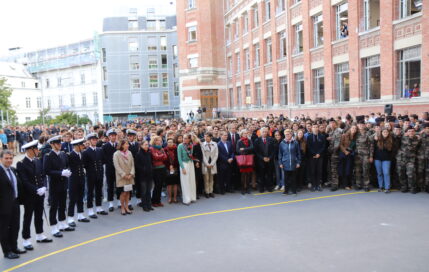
[49,187,67,226]
[284,170,297,194]
[257,161,274,190]
[134,172,141,199]
[105,167,116,202]
[217,165,232,194]
[22,197,44,239]
[0,200,20,254]
[86,176,103,208]
[68,178,85,217]
[309,157,323,188]
[151,168,166,204]
[140,179,152,209]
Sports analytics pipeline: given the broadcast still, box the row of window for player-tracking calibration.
[128,19,167,31]
[25,93,99,109]
[121,37,176,53]
[45,73,90,88]
[129,91,171,107]
[228,46,421,108]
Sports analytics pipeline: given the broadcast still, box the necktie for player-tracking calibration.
[263,138,266,145]
[7,168,17,198]
[231,134,235,146]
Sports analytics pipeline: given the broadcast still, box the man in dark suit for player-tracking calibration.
[254,127,276,193]
[306,124,326,191]
[60,132,73,154]
[217,132,234,194]
[43,135,74,238]
[102,129,118,212]
[127,129,139,209]
[227,124,240,191]
[17,140,52,252]
[67,138,90,227]
[0,150,26,259]
[82,133,106,218]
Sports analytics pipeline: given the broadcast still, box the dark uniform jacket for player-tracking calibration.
[0,167,23,214]
[82,146,104,180]
[68,151,85,182]
[16,157,46,202]
[43,150,69,192]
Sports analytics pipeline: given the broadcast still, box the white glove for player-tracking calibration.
[61,169,72,177]
[37,187,46,196]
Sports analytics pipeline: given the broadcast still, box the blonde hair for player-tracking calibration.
[150,136,162,146]
[190,133,201,144]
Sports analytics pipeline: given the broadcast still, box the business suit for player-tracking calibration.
[0,166,22,256]
[306,133,326,190]
[67,151,85,218]
[128,141,140,199]
[43,150,69,226]
[16,157,46,240]
[102,142,117,202]
[254,137,276,192]
[61,142,73,154]
[202,141,218,195]
[227,132,241,190]
[216,141,234,194]
[82,146,104,209]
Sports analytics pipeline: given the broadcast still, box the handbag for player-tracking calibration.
[236,154,254,168]
[124,184,133,192]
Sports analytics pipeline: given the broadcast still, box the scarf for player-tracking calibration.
[241,137,249,147]
[120,150,129,160]
[152,145,162,150]
[184,143,194,160]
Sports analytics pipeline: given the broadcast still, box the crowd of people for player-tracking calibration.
[1,110,429,259]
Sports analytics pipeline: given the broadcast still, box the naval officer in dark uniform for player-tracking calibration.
[127,129,139,209]
[102,129,118,212]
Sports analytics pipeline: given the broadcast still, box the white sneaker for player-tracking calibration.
[274,185,280,191]
[280,186,285,191]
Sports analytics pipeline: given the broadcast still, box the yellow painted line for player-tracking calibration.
[3,191,372,272]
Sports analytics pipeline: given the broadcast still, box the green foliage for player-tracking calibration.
[0,77,17,124]
[24,108,52,126]
[49,112,91,126]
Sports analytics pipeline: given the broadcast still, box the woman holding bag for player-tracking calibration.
[236,129,254,194]
[113,140,135,215]
[201,132,218,198]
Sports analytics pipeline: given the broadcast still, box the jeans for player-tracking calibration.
[274,160,285,187]
[374,160,391,190]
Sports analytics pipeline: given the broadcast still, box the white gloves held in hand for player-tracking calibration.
[37,187,46,196]
[61,169,72,177]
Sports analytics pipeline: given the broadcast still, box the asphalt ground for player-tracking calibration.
[1,186,429,272]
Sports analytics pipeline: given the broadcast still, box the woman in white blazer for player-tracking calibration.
[201,132,218,198]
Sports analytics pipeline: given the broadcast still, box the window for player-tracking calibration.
[161,55,168,68]
[243,13,249,34]
[21,81,25,88]
[173,45,178,58]
[59,96,63,107]
[228,57,233,76]
[148,36,157,50]
[313,68,325,103]
[189,57,198,68]
[245,84,251,108]
[294,23,303,54]
[265,38,272,63]
[264,0,271,22]
[102,48,106,62]
[335,63,350,102]
[147,20,156,31]
[25,97,31,108]
[163,91,169,105]
[102,67,107,81]
[362,55,381,100]
[159,20,166,30]
[80,73,85,84]
[36,97,42,108]
[313,14,323,47]
[295,72,305,104]
[237,87,242,109]
[70,94,75,107]
[93,92,98,105]
[266,79,273,107]
[188,0,196,9]
[149,74,158,87]
[188,26,197,42]
[363,0,380,31]
[128,20,138,30]
[399,0,422,19]
[234,20,239,39]
[245,49,250,70]
[174,82,180,96]
[57,77,62,87]
[160,36,167,50]
[35,82,38,88]
[47,97,51,108]
[130,55,140,70]
[254,43,260,67]
[103,86,108,99]
[162,73,168,87]
[82,94,86,106]
[173,63,179,77]
[46,78,50,88]
[397,46,421,98]
[131,78,140,89]
[279,31,287,59]
[277,0,285,14]
[255,82,262,107]
[336,2,349,39]
[148,56,158,69]
[279,76,288,105]
[229,88,234,108]
[226,25,231,44]
[253,5,259,28]
[236,53,240,73]
[128,37,139,51]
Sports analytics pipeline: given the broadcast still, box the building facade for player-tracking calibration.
[100,10,180,120]
[0,62,41,124]
[22,39,104,123]
[176,0,226,120]
[178,0,428,118]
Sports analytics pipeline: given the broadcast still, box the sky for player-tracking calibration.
[0,0,176,56]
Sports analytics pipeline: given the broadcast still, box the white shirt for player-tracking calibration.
[1,163,17,198]
[221,141,229,153]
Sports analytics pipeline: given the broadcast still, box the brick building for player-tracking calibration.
[177,0,428,118]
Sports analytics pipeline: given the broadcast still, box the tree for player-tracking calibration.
[50,112,91,126]
[0,77,17,125]
[24,108,51,126]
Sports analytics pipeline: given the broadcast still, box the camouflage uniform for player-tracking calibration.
[354,130,374,189]
[396,135,420,192]
[417,132,429,191]
[328,128,342,187]
[391,133,402,189]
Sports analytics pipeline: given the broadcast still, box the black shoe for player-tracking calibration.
[385,189,391,194]
[138,203,143,207]
[53,232,63,238]
[37,238,53,243]
[4,252,19,259]
[128,205,134,211]
[149,207,154,211]
[97,211,108,215]
[330,186,338,192]
[411,189,418,194]
[143,208,150,212]
[209,193,215,198]
[78,218,90,223]
[401,188,409,193]
[364,188,370,192]
[24,245,33,251]
[268,188,274,192]
[89,214,98,219]
[310,187,316,192]
[282,191,288,195]
[205,193,210,198]
[241,190,246,195]
[12,248,26,254]
[220,192,225,195]
[68,222,76,228]
[258,189,265,193]
[63,227,75,232]
[109,207,114,212]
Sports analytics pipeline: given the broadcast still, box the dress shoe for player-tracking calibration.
[138,203,143,208]
[411,189,418,194]
[78,218,90,223]
[258,189,264,193]
[12,248,27,254]
[24,245,34,251]
[183,202,190,206]
[205,193,209,198]
[53,232,63,238]
[128,205,134,211]
[143,208,150,212]
[121,212,126,216]
[109,207,114,212]
[4,252,19,259]
[149,207,154,211]
[401,189,409,193]
[63,227,75,232]
[89,214,98,219]
[330,186,338,192]
[126,211,132,215]
[152,203,160,207]
[97,211,108,215]
[268,188,274,193]
[364,188,370,192]
[37,238,53,243]
[158,203,164,207]
[68,222,76,228]
[209,193,215,198]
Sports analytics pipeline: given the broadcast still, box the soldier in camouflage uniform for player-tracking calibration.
[417,123,429,192]
[354,121,374,192]
[327,119,343,191]
[396,126,421,193]
[391,125,403,189]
